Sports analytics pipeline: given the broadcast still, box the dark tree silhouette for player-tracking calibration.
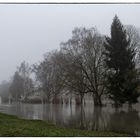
[104,15,140,107]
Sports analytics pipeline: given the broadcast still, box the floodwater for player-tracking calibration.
[0,102,140,136]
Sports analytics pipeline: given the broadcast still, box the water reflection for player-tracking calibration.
[107,109,140,135]
[0,102,140,136]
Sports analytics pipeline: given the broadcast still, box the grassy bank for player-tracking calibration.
[0,113,131,137]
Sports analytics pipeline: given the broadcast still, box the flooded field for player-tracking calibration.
[0,102,140,136]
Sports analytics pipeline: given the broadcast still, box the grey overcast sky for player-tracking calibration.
[0,4,140,82]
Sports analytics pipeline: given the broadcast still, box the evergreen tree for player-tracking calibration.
[104,15,140,107]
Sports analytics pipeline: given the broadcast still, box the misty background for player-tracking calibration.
[0,4,140,82]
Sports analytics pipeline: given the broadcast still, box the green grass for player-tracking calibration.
[0,113,131,137]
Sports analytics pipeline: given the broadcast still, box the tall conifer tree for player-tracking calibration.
[104,15,139,107]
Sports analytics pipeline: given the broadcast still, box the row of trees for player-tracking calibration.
[8,15,140,107]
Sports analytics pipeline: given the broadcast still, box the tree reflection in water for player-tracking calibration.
[107,109,140,135]
[91,107,109,131]
[0,103,140,135]
[63,104,110,131]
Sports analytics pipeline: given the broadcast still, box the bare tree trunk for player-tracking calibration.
[93,94,102,107]
[70,93,72,105]
[80,95,84,106]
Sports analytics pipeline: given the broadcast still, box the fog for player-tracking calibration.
[0,4,140,82]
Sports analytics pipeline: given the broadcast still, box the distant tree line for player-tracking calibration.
[1,15,140,108]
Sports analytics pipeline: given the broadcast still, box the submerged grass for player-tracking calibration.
[0,112,132,137]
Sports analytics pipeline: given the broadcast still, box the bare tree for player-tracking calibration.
[125,25,140,68]
[60,27,107,106]
[0,81,11,103]
[56,49,87,105]
[9,71,24,102]
[17,61,33,100]
[33,51,64,103]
